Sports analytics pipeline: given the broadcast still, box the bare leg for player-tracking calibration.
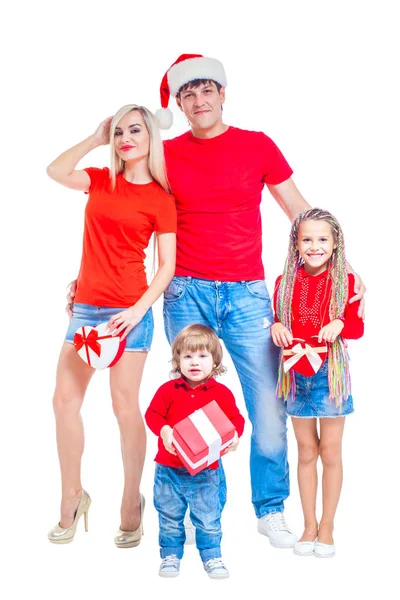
[110,351,148,531]
[318,417,346,544]
[53,343,95,527]
[291,418,319,541]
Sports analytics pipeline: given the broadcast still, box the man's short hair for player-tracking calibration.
[177,79,223,98]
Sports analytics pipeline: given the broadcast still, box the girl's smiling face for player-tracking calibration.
[297,219,336,275]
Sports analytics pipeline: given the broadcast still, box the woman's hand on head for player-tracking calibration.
[93,117,113,146]
[271,323,293,347]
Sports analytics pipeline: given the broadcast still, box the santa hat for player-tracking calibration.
[155,54,227,129]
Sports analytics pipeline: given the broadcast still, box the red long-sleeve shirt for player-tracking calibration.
[145,377,245,470]
[273,268,364,340]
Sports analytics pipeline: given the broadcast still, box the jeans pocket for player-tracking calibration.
[245,280,270,301]
[191,470,220,513]
[163,280,186,303]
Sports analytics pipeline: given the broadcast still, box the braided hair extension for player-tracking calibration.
[275,208,351,406]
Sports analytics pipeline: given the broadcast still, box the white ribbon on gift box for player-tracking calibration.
[172,406,235,471]
[283,342,327,374]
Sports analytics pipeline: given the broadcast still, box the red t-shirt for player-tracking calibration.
[273,268,364,340]
[164,126,293,281]
[74,167,177,307]
[145,377,245,470]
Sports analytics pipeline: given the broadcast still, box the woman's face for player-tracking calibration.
[114,110,150,162]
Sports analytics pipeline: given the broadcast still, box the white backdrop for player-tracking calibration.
[2,1,398,598]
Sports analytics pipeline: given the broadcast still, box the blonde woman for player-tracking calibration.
[46,105,177,547]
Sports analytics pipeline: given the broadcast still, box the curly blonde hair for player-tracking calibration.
[170,324,226,380]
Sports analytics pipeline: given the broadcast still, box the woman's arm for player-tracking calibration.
[46,117,112,191]
[107,231,176,339]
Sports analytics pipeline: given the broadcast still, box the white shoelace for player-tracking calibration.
[267,512,292,533]
[161,555,180,569]
[204,558,226,571]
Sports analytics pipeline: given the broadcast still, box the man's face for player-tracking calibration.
[176,81,225,130]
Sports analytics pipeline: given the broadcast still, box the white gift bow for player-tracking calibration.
[283,342,327,374]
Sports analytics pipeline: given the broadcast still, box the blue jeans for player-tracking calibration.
[163,277,289,517]
[153,464,227,561]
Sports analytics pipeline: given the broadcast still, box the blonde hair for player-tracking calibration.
[109,104,169,192]
[170,325,226,379]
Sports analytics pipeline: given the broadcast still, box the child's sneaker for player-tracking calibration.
[159,554,180,577]
[203,557,229,579]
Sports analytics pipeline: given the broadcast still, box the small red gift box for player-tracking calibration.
[282,336,328,377]
[73,322,126,369]
[172,401,236,476]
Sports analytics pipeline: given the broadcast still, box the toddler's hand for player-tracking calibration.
[160,425,177,456]
[271,323,293,347]
[225,431,239,452]
[318,319,344,343]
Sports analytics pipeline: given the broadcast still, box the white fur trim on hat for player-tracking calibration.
[167,57,227,96]
[155,107,174,130]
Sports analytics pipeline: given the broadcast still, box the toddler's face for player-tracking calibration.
[179,348,214,387]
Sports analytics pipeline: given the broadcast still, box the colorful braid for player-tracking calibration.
[275,208,351,407]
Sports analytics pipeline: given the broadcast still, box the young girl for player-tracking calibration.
[145,324,245,578]
[47,105,176,546]
[271,208,364,558]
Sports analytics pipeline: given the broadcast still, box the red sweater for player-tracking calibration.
[274,268,364,340]
[145,377,245,470]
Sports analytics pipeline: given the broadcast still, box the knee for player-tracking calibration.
[298,442,319,466]
[112,389,140,423]
[52,391,82,419]
[319,443,341,467]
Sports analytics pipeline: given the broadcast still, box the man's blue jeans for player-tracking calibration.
[154,464,226,561]
[163,277,289,517]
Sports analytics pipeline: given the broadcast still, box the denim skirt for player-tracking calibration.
[65,303,154,351]
[286,361,354,418]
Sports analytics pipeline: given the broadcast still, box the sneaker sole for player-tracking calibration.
[293,549,314,556]
[159,571,180,578]
[313,552,335,558]
[207,573,230,579]
[258,529,296,548]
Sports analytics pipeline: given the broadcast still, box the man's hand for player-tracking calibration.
[160,425,177,455]
[318,319,344,343]
[348,271,366,319]
[66,279,78,318]
[271,322,293,347]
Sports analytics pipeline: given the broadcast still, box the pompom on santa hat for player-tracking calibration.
[155,54,227,129]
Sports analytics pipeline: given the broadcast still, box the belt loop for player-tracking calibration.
[187,276,192,285]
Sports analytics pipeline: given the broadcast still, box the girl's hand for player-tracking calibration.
[271,323,293,347]
[225,431,239,453]
[160,425,177,455]
[92,117,113,146]
[107,305,146,341]
[318,319,344,343]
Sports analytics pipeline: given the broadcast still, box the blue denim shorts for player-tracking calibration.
[287,361,354,418]
[65,303,154,351]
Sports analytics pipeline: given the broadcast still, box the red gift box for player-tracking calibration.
[282,336,328,377]
[172,401,236,476]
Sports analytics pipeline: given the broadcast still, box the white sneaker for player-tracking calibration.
[184,511,196,545]
[257,512,297,548]
[203,557,229,579]
[159,554,180,577]
[314,539,335,558]
[293,539,316,556]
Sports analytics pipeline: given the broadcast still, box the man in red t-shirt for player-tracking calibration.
[153,54,366,549]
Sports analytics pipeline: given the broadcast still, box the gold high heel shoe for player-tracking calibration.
[48,489,91,544]
[114,493,145,548]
